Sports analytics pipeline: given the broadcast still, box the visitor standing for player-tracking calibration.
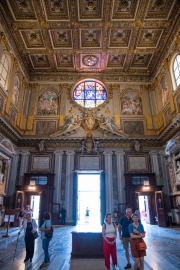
[102,213,117,270]
[118,208,133,269]
[60,207,66,225]
[129,213,146,270]
[85,207,90,223]
[18,213,38,263]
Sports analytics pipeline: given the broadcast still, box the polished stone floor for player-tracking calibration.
[0,222,180,270]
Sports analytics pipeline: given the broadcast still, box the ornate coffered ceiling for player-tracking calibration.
[0,0,179,82]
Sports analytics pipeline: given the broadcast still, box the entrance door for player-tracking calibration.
[77,173,100,225]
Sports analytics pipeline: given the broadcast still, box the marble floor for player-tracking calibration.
[0,222,180,270]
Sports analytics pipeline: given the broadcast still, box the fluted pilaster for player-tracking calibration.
[53,151,64,204]
[103,151,113,214]
[65,150,75,223]
[115,151,126,206]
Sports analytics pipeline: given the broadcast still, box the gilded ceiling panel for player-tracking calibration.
[107,55,126,68]
[137,29,163,48]
[79,0,103,20]
[131,54,152,68]
[7,0,36,20]
[55,54,74,68]
[80,30,101,48]
[20,30,45,48]
[145,0,175,19]
[109,29,131,47]
[50,30,72,48]
[81,54,100,69]
[29,55,50,69]
[112,0,138,20]
[43,0,69,20]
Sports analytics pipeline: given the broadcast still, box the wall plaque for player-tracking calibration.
[127,155,149,172]
[31,156,51,171]
[79,156,100,170]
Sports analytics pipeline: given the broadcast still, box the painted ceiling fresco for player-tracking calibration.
[0,0,179,82]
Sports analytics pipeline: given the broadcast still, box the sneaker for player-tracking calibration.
[124,263,131,269]
[24,258,29,263]
[40,263,48,268]
[30,259,32,263]
[47,260,50,264]
[137,267,140,270]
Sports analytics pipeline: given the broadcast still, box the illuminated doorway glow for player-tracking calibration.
[30,195,40,226]
[77,174,100,225]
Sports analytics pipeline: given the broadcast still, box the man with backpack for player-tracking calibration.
[118,208,133,269]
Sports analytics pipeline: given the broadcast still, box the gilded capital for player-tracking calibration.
[60,84,69,91]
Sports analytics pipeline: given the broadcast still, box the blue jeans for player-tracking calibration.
[42,238,51,263]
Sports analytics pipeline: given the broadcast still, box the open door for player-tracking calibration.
[73,172,78,225]
[155,191,166,227]
[100,172,106,225]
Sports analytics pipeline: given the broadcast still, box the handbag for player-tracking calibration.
[138,240,147,251]
[45,226,54,238]
[44,221,54,238]
[32,231,39,240]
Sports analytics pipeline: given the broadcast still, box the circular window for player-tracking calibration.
[73,79,107,108]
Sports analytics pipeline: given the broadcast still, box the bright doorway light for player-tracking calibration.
[30,195,40,226]
[77,174,100,225]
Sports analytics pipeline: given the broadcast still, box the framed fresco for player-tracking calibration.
[126,154,149,172]
[31,154,52,172]
[164,107,172,125]
[37,91,58,115]
[121,91,143,115]
[36,121,56,135]
[123,121,144,135]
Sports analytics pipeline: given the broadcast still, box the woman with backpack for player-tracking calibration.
[102,213,117,270]
[39,212,53,268]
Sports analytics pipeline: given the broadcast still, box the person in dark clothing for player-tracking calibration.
[118,208,133,269]
[18,213,38,263]
[60,207,66,225]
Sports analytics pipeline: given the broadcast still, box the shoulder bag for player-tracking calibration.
[138,239,147,251]
[32,231,39,240]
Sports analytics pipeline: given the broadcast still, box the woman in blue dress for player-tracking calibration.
[129,213,146,270]
[39,212,52,268]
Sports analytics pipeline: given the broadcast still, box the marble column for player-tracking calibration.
[6,152,19,207]
[18,151,30,185]
[158,150,171,210]
[149,151,161,185]
[115,151,126,211]
[53,150,64,204]
[103,151,113,214]
[65,150,75,223]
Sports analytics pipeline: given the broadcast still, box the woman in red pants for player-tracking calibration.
[102,213,117,270]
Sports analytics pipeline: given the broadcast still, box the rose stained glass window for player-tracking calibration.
[73,80,107,108]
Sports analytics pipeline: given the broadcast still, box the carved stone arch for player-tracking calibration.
[119,88,143,115]
[36,89,59,115]
[0,138,15,156]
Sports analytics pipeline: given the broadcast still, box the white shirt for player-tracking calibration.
[105,222,116,238]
